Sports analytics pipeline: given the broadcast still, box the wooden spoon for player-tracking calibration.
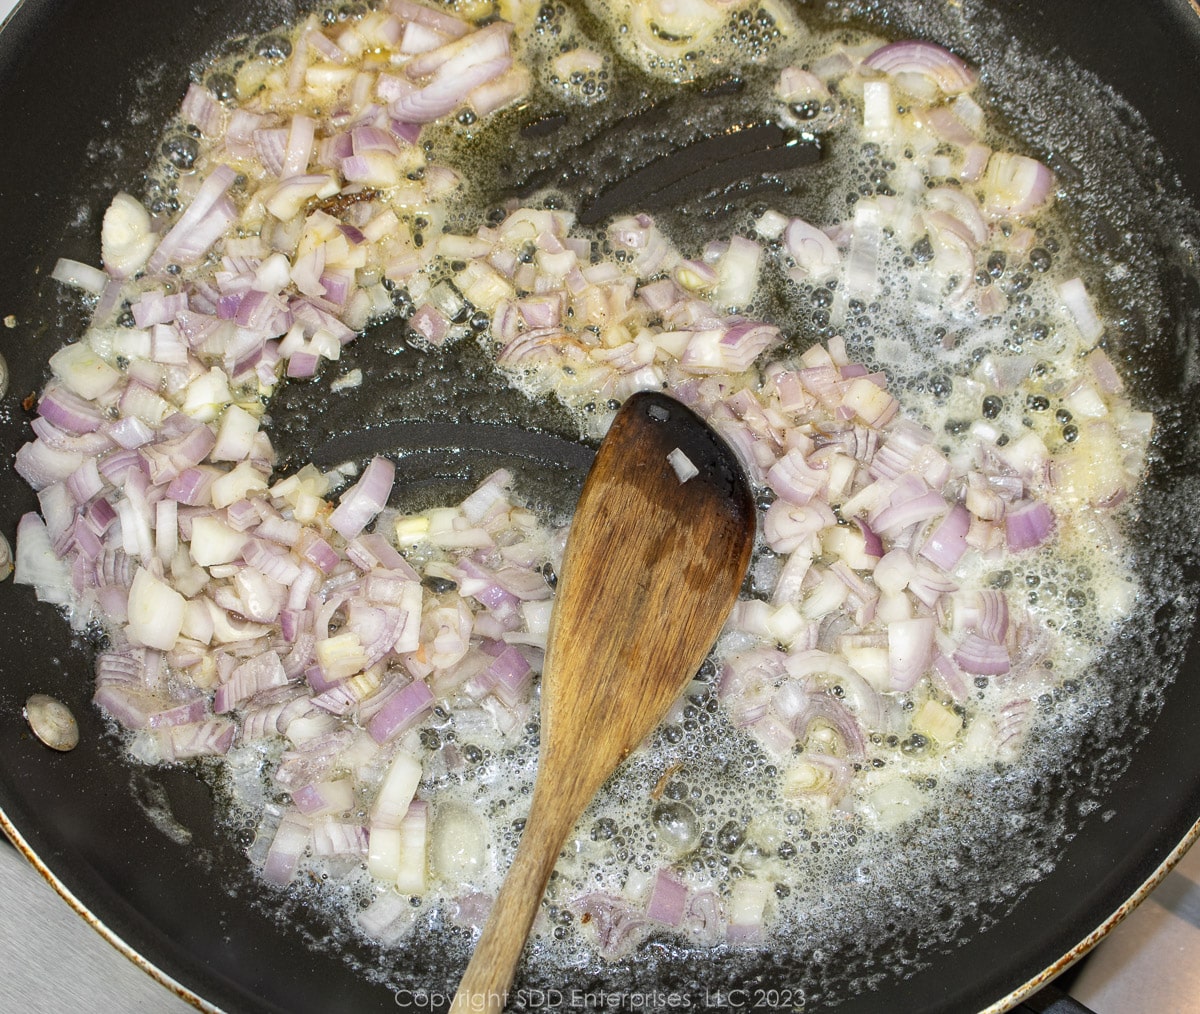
[450,391,755,1014]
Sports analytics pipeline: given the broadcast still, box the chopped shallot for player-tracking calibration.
[8,0,1151,964]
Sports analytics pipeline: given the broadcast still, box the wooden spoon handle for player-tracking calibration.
[449,789,573,1014]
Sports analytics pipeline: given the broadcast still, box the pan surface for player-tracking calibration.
[0,1,1199,1012]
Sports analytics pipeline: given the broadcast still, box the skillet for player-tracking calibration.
[1,0,1199,1011]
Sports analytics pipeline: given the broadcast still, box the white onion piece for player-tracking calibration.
[712,236,762,306]
[101,193,156,278]
[262,813,311,887]
[1058,277,1104,341]
[861,80,894,141]
[887,616,935,691]
[371,749,421,828]
[394,801,429,894]
[627,0,724,58]
[126,566,186,651]
[844,201,882,299]
[51,258,107,295]
[667,447,698,483]
[49,342,122,400]
[13,513,72,606]
[726,878,770,945]
[210,405,260,462]
[189,516,248,567]
[784,218,841,280]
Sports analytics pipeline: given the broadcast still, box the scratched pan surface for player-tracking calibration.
[1,1,1199,1012]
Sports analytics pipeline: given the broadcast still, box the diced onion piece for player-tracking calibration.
[394,801,429,894]
[754,208,789,241]
[214,652,287,713]
[765,603,807,647]
[862,40,978,95]
[919,504,970,572]
[293,779,355,817]
[822,524,873,570]
[983,152,1055,218]
[996,431,1049,479]
[49,342,122,400]
[469,65,531,117]
[843,377,898,427]
[784,218,841,280]
[182,368,234,422]
[264,174,339,220]
[367,826,403,882]
[101,193,156,278]
[1058,277,1104,341]
[802,568,849,620]
[627,0,723,56]
[1005,499,1054,551]
[646,870,688,926]
[776,66,828,104]
[211,461,269,509]
[1086,347,1125,395]
[713,236,761,306]
[726,878,770,944]
[330,369,363,392]
[954,632,1011,675]
[315,631,368,681]
[861,80,894,141]
[155,499,179,563]
[329,455,395,540]
[844,201,882,299]
[13,513,72,605]
[782,755,849,804]
[521,599,552,640]
[262,813,311,887]
[51,258,108,295]
[367,679,434,743]
[146,165,238,274]
[866,778,926,829]
[888,617,935,691]
[667,447,698,483]
[371,749,421,828]
[210,405,261,462]
[841,643,889,693]
[343,151,400,187]
[127,566,186,650]
[1062,382,1108,421]
[190,515,249,567]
